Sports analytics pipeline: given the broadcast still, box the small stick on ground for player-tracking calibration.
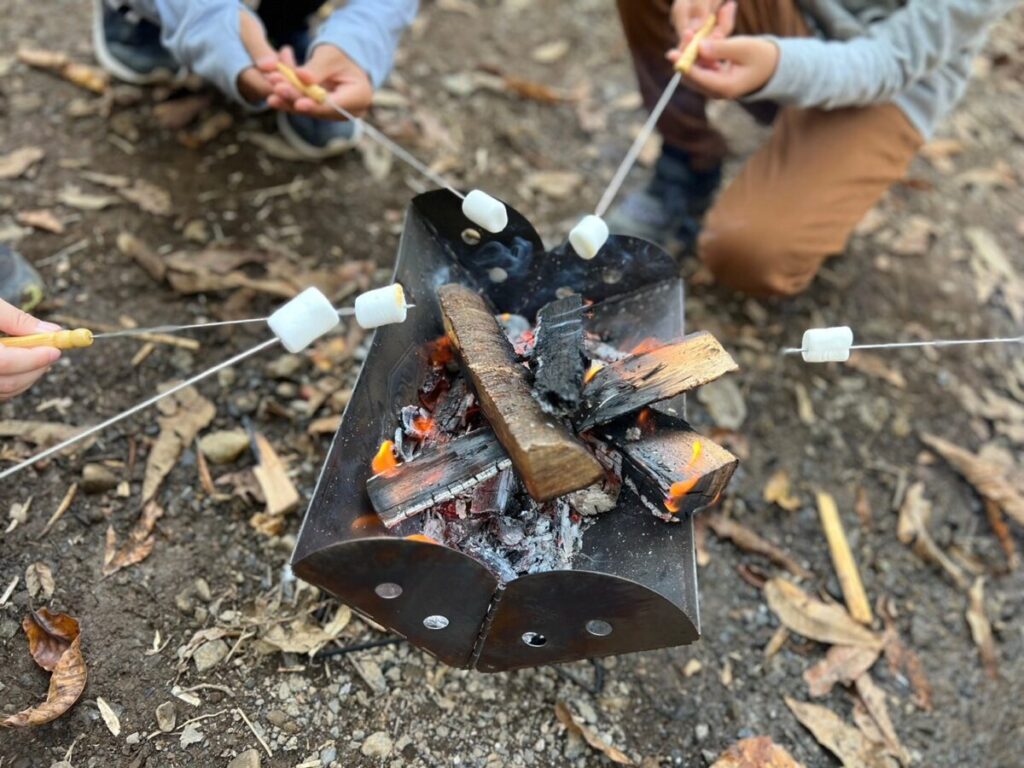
[236,706,273,757]
[817,491,873,625]
[38,483,77,539]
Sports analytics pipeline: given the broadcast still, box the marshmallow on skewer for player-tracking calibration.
[268,287,341,353]
[569,215,610,260]
[355,284,408,330]
[462,190,508,233]
[801,326,854,363]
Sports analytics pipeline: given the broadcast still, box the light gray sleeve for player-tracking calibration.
[752,0,1019,109]
[313,0,420,88]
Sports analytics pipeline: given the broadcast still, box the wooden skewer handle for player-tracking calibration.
[275,63,328,104]
[674,14,718,74]
[0,328,94,350]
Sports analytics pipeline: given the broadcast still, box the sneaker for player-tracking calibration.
[0,246,45,312]
[276,111,363,160]
[92,0,181,85]
[606,146,722,251]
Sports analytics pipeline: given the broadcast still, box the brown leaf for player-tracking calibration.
[252,432,299,517]
[15,209,64,234]
[119,178,172,216]
[984,498,1019,571]
[963,228,1024,324]
[58,185,121,210]
[763,470,801,511]
[804,645,880,697]
[966,577,999,678]
[711,736,806,768]
[0,146,45,179]
[153,93,213,129]
[555,702,633,765]
[0,420,91,451]
[177,111,233,149]
[117,232,166,282]
[16,46,68,69]
[881,620,933,711]
[921,433,1024,527]
[102,501,164,576]
[854,674,909,765]
[525,170,583,200]
[706,514,811,579]
[896,481,969,589]
[531,39,571,63]
[784,697,890,768]
[846,353,906,389]
[25,562,55,599]
[143,386,216,502]
[854,486,872,529]
[889,215,935,256]
[308,415,342,435]
[764,579,882,649]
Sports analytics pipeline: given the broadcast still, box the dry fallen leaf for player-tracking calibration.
[153,93,213,130]
[257,608,351,657]
[18,46,108,92]
[15,209,64,234]
[881,620,932,711]
[531,39,571,63]
[2,609,87,727]
[57,185,121,211]
[854,674,909,766]
[846,353,907,389]
[0,420,92,452]
[705,513,811,579]
[525,170,583,200]
[96,696,121,737]
[118,178,173,216]
[803,644,880,697]
[921,433,1024,527]
[252,432,300,518]
[177,111,233,149]
[0,146,45,179]
[25,562,55,599]
[896,481,968,589]
[963,228,1024,324]
[117,231,166,282]
[142,386,215,503]
[784,697,890,768]
[710,736,806,768]
[889,214,935,256]
[763,469,801,511]
[764,579,882,649]
[555,701,633,765]
[103,501,164,576]
[966,577,999,679]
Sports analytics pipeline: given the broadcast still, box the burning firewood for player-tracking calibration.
[438,283,604,501]
[574,332,738,431]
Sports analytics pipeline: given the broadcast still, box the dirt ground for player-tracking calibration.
[2,1,1023,766]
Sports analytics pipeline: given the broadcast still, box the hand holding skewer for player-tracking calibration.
[0,299,65,401]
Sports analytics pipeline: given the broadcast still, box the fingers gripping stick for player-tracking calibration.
[0,328,94,350]
[674,14,717,74]
[275,62,328,104]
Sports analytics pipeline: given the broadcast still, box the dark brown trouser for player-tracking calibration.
[615,0,923,297]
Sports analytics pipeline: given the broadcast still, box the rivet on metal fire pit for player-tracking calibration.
[461,228,482,245]
[586,619,613,637]
[375,582,403,599]
[424,615,450,630]
[521,632,547,647]
[602,267,623,285]
[488,267,508,283]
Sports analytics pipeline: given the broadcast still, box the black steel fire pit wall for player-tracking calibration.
[292,190,701,671]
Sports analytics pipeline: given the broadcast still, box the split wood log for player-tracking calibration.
[600,410,737,519]
[252,432,300,516]
[574,331,737,431]
[438,283,603,501]
[367,429,512,528]
[531,295,587,416]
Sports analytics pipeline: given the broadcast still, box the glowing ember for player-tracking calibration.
[583,360,605,384]
[636,407,654,432]
[427,336,454,367]
[371,440,399,474]
[405,533,440,545]
[664,440,703,513]
[629,337,661,356]
[412,416,435,437]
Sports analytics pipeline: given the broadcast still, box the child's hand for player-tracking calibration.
[237,11,278,103]
[263,44,373,120]
[0,300,60,402]
[670,0,737,62]
[682,37,780,99]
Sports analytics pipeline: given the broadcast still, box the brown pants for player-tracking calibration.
[615,0,923,296]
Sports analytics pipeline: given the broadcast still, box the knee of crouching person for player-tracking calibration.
[698,223,818,298]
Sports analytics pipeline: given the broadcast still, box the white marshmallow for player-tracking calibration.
[462,190,508,233]
[801,326,854,363]
[267,287,340,353]
[569,215,609,261]
[355,284,408,330]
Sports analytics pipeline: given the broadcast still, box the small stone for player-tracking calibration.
[320,746,337,766]
[228,749,262,768]
[155,701,176,732]
[360,732,393,758]
[694,723,710,742]
[266,354,304,379]
[193,577,212,602]
[81,463,118,494]
[199,430,250,465]
[192,638,229,672]
[179,723,204,747]
[183,219,209,243]
[125,732,140,745]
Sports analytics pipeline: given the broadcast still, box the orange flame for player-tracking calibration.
[629,337,661,356]
[413,416,435,436]
[405,533,440,545]
[584,360,605,384]
[637,408,653,432]
[427,336,454,367]
[664,440,703,514]
[371,440,399,474]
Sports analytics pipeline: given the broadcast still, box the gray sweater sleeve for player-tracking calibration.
[754,0,1018,110]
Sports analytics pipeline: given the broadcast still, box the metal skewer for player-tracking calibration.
[782,334,1024,356]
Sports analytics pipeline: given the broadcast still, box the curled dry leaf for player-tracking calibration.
[764,578,882,649]
[896,481,968,590]
[921,433,1024,527]
[96,696,121,737]
[258,606,352,657]
[854,674,909,766]
[763,470,801,511]
[103,501,164,576]
[118,178,173,216]
[2,609,87,727]
[966,577,999,679]
[803,645,880,697]
[710,735,806,768]
[555,701,633,765]
[0,146,45,179]
[784,697,890,768]
[117,231,166,282]
[881,622,932,711]
[58,185,121,211]
[16,209,64,234]
[705,513,811,579]
[25,561,55,599]
[143,386,215,503]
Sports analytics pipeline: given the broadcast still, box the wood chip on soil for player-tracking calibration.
[710,735,806,768]
[966,577,999,678]
[816,492,872,624]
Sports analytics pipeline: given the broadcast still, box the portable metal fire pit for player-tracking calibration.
[292,191,738,671]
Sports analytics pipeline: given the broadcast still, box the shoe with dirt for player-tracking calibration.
[92,0,181,85]
[0,246,45,311]
[605,146,722,252]
[277,111,363,159]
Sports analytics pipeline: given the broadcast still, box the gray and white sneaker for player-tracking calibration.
[92,0,182,85]
[276,111,363,160]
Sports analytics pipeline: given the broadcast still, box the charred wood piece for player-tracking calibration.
[367,429,512,528]
[600,410,737,520]
[438,283,603,501]
[574,332,737,432]
[531,295,587,416]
